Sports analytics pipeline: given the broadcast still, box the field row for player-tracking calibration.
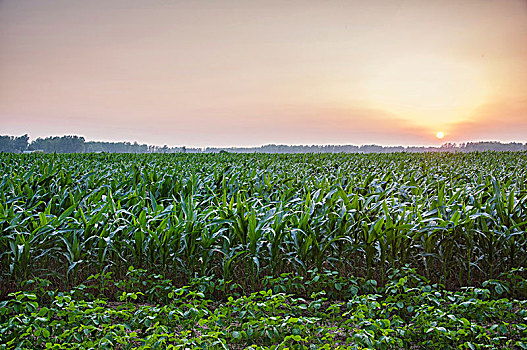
[1,152,526,293]
[1,269,526,349]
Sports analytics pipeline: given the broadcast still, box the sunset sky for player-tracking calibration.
[1,0,526,147]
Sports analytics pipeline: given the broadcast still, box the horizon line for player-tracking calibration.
[4,133,527,150]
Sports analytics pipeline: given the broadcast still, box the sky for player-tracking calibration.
[1,0,526,147]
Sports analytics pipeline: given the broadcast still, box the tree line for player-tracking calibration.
[0,135,191,153]
[1,134,526,154]
[203,142,527,153]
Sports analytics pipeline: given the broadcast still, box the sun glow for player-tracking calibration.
[436,131,445,139]
[363,55,491,127]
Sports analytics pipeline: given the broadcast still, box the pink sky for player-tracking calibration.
[1,0,526,147]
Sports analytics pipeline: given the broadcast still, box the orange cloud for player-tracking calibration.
[447,99,527,142]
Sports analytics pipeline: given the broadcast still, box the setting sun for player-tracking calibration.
[436,131,445,139]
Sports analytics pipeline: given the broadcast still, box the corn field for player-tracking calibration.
[1,152,526,292]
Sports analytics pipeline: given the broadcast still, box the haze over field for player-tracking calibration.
[1,0,526,147]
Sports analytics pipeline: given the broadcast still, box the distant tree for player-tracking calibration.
[0,136,12,152]
[360,145,383,153]
[14,134,29,152]
[29,135,85,153]
[440,142,457,151]
[0,136,14,152]
[0,134,29,152]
